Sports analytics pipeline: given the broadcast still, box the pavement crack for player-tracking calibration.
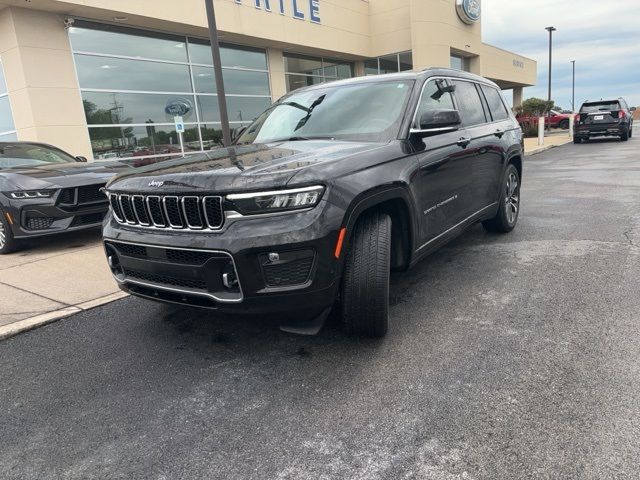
[623,230,636,246]
[0,281,72,308]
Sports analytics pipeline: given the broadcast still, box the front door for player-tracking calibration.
[413,79,475,246]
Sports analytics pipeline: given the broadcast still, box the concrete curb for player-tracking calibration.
[0,292,128,341]
[525,140,572,157]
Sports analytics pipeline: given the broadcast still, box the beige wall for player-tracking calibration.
[0,7,92,157]
[0,0,537,160]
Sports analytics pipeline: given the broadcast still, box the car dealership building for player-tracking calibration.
[0,0,536,162]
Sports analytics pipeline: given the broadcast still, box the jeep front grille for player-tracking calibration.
[109,193,224,230]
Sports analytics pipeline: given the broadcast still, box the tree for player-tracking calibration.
[515,98,555,116]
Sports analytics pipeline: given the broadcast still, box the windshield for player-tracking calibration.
[581,102,620,113]
[0,143,77,169]
[237,79,415,144]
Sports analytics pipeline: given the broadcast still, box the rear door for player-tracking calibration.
[450,79,500,215]
[413,79,474,245]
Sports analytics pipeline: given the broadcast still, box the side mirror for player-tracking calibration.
[76,156,88,163]
[630,106,637,112]
[232,125,248,144]
[412,109,461,137]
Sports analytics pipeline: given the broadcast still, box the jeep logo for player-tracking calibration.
[148,180,164,188]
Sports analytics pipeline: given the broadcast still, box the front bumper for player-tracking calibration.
[102,199,346,315]
[3,194,108,239]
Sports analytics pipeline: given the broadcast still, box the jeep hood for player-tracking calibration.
[106,141,386,193]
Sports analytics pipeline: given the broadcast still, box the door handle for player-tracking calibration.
[457,137,471,148]
[494,129,505,138]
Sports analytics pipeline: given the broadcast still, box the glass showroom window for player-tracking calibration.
[364,52,413,76]
[450,54,470,72]
[284,53,353,92]
[0,58,17,142]
[69,21,272,162]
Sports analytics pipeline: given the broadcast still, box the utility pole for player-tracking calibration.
[205,0,232,147]
[571,60,576,112]
[545,26,556,131]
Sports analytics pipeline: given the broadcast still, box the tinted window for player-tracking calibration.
[75,55,192,92]
[399,52,413,72]
[69,25,188,63]
[481,85,509,121]
[0,96,14,133]
[192,66,270,96]
[238,80,414,144]
[452,81,487,127]
[188,41,267,70]
[88,124,201,159]
[82,92,197,125]
[414,80,455,127]
[0,143,77,168]
[580,101,620,113]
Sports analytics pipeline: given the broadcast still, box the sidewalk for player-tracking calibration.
[0,229,127,339]
[524,132,572,156]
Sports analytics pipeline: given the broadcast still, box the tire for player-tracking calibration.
[0,207,19,254]
[621,129,629,141]
[560,120,569,130]
[629,128,633,138]
[573,137,581,144]
[482,164,521,234]
[341,211,391,338]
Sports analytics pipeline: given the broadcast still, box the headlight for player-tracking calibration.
[6,190,55,199]
[227,186,325,215]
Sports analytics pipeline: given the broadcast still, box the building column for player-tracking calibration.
[354,60,365,77]
[513,87,524,108]
[267,48,287,102]
[0,7,92,158]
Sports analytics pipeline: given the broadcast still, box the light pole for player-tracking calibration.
[545,26,556,131]
[570,60,576,112]
[205,0,232,147]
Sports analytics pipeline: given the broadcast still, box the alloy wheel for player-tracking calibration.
[505,172,519,225]
[0,219,6,249]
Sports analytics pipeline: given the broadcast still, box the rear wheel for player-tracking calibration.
[482,164,520,234]
[0,208,18,254]
[621,129,629,141]
[573,137,581,144]
[560,119,570,130]
[341,211,391,338]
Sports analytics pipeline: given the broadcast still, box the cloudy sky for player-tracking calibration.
[482,0,640,110]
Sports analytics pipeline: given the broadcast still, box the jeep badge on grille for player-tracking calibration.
[148,180,164,188]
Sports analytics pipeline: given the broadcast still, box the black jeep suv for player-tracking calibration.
[574,98,635,143]
[102,68,523,337]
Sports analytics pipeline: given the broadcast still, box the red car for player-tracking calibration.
[517,110,579,130]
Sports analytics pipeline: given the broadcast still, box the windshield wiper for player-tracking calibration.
[271,135,336,142]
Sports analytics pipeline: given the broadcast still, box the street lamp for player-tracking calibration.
[570,60,576,112]
[205,0,232,147]
[545,26,556,131]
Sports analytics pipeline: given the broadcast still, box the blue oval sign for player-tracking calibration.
[456,0,481,24]
[164,98,192,118]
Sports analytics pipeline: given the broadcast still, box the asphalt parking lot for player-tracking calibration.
[1,138,639,479]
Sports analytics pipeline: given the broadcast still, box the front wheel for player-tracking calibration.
[0,208,19,254]
[621,129,629,141]
[482,164,521,233]
[573,137,581,144]
[341,211,391,338]
[560,120,569,130]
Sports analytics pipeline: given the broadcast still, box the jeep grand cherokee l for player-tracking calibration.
[574,98,635,143]
[102,68,523,337]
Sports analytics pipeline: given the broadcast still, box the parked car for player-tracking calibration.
[517,110,578,130]
[574,98,635,143]
[102,68,523,337]
[0,142,131,254]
